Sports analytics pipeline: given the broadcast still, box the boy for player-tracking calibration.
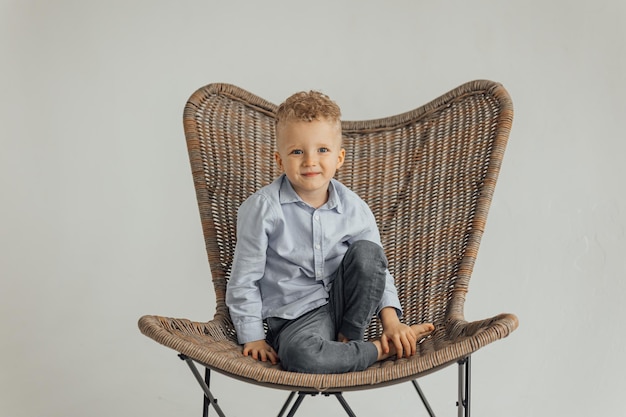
[225,91,433,373]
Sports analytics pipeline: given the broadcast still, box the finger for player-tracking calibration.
[381,335,390,354]
[394,336,404,358]
[402,335,411,358]
[396,336,408,358]
[407,332,417,356]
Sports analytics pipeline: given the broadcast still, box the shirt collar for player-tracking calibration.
[278,174,343,213]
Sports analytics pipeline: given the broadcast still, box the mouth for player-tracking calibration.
[301,172,321,177]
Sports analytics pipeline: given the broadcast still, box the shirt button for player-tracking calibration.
[314,215,320,221]
[315,244,321,250]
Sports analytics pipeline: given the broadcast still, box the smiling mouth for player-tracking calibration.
[301,172,320,177]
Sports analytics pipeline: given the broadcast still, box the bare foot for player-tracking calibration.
[412,323,435,340]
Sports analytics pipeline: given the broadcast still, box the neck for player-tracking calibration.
[300,191,328,209]
[300,189,329,209]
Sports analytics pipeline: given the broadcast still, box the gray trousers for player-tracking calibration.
[265,240,387,374]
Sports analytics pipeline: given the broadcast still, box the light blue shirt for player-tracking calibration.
[225,174,402,344]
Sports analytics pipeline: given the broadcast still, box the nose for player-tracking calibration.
[303,152,318,166]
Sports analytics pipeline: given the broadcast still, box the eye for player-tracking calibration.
[319,147,330,153]
[290,149,303,155]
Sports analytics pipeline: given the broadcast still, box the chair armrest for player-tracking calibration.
[138,315,241,361]
[440,313,519,342]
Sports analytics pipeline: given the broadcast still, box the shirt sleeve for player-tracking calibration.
[225,194,275,344]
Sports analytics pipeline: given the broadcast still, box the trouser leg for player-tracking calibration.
[268,304,378,373]
[267,240,387,373]
[329,240,388,341]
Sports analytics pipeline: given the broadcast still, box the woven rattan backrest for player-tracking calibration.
[183,81,512,338]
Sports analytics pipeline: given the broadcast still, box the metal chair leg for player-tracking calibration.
[277,392,297,417]
[179,354,227,417]
[333,393,356,417]
[284,392,307,417]
[203,367,210,417]
[457,356,471,417]
[279,392,356,417]
[412,380,436,417]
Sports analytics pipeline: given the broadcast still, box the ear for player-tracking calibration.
[274,151,284,172]
[336,148,346,170]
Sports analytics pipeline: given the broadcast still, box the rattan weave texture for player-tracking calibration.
[139,80,518,392]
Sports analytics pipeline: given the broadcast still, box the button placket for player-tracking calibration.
[312,210,323,280]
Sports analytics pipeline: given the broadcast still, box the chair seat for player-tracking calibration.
[138,312,517,392]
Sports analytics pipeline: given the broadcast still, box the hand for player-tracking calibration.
[379,307,417,359]
[243,340,279,365]
[381,321,417,359]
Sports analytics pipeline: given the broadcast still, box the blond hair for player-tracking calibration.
[276,90,341,127]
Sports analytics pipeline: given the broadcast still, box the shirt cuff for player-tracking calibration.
[233,319,266,345]
[377,294,403,319]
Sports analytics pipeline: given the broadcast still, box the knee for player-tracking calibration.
[345,240,388,272]
[279,337,328,373]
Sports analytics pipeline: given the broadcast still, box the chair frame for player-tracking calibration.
[139,80,518,417]
[179,354,471,417]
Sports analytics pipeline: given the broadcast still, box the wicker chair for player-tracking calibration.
[138,80,518,417]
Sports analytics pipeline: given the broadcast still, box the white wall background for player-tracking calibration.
[2,1,624,416]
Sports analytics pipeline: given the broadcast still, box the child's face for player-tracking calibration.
[275,117,345,207]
